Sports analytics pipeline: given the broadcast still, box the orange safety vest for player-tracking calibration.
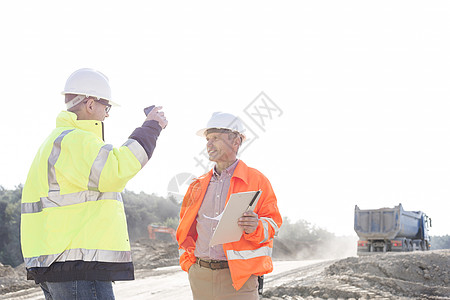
[177,160,282,290]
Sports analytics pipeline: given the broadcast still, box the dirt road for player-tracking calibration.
[1,246,448,299]
[1,260,328,300]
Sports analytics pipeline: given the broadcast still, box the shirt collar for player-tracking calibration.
[213,159,240,178]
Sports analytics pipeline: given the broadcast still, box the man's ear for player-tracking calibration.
[233,136,242,149]
[85,98,96,113]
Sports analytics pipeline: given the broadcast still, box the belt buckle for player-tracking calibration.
[197,258,224,270]
[197,258,211,269]
[210,261,218,270]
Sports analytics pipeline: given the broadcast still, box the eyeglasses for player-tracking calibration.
[95,99,112,113]
[83,98,111,113]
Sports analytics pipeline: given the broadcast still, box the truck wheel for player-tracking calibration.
[405,240,412,251]
[402,242,407,252]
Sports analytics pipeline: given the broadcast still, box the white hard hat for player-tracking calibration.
[62,68,120,109]
[197,112,246,141]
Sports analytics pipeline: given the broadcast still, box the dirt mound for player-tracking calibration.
[0,263,35,295]
[131,239,179,271]
[0,264,15,278]
[327,250,449,286]
[263,250,450,300]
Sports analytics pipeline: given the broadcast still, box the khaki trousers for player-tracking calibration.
[188,263,259,300]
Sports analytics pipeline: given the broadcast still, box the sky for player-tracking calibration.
[0,1,449,237]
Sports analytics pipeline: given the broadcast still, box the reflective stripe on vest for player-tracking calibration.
[260,217,279,239]
[88,144,114,191]
[24,248,132,268]
[48,129,74,192]
[21,191,123,214]
[260,219,269,243]
[88,139,147,192]
[122,139,148,167]
[226,246,272,260]
[21,129,123,214]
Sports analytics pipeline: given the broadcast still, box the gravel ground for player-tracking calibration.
[1,241,448,300]
[262,249,450,300]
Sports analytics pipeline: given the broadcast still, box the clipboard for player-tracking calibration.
[209,190,262,246]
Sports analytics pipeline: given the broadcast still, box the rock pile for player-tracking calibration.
[263,250,450,300]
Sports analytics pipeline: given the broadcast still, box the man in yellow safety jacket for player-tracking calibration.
[21,68,168,299]
[177,112,282,300]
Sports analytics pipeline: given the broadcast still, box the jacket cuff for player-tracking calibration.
[243,220,265,243]
[128,120,162,159]
[180,251,196,272]
[143,120,162,131]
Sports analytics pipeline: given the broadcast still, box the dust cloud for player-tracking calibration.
[273,236,358,261]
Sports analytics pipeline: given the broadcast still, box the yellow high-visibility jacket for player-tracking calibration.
[21,110,161,283]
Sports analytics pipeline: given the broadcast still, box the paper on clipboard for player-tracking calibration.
[209,190,262,246]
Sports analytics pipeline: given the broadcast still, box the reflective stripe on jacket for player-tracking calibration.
[176,160,282,291]
[21,111,159,281]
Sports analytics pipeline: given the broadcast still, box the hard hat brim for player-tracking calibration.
[196,128,207,137]
[61,91,120,107]
[196,127,246,142]
[108,100,120,107]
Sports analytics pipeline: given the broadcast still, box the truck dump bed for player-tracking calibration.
[354,204,423,240]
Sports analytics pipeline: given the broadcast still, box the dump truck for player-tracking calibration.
[354,203,431,255]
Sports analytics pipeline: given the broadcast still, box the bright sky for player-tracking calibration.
[1,1,449,237]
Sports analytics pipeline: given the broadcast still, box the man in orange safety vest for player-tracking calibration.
[177,112,282,300]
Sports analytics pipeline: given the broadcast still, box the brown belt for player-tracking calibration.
[196,258,229,270]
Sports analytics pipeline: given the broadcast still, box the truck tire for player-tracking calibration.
[405,239,412,251]
[420,241,425,251]
[401,239,408,252]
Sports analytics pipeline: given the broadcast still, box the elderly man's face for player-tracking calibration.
[206,132,237,163]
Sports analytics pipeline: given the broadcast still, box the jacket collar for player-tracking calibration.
[231,160,249,185]
[56,111,104,140]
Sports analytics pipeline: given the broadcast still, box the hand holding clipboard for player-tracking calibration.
[209,190,262,246]
[238,190,261,234]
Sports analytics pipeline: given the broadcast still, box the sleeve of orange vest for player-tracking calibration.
[177,184,199,272]
[243,177,282,244]
[178,235,197,272]
[178,213,198,273]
